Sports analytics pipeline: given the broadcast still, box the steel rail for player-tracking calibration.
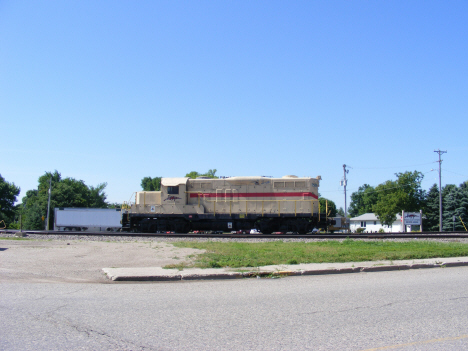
[2,229,468,239]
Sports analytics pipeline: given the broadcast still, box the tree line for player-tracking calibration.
[348,171,468,231]
[1,171,108,230]
[2,169,465,231]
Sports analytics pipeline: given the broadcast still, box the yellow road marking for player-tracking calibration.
[360,334,468,351]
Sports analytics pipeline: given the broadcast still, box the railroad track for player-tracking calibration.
[2,229,468,239]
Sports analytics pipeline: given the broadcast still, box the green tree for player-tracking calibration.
[141,176,161,191]
[185,171,201,179]
[21,171,108,230]
[424,184,440,231]
[185,169,218,179]
[348,184,377,217]
[319,198,337,217]
[22,199,44,230]
[337,207,345,217]
[205,169,218,178]
[443,183,468,231]
[88,184,108,208]
[373,171,426,226]
[0,174,21,227]
[460,181,468,229]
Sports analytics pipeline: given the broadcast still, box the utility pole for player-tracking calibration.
[45,177,52,231]
[434,150,447,232]
[341,164,349,217]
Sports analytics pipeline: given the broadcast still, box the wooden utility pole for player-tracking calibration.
[434,150,447,232]
[342,164,349,217]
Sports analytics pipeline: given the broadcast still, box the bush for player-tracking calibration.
[378,228,385,233]
[356,227,366,234]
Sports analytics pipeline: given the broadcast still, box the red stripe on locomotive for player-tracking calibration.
[189,192,318,199]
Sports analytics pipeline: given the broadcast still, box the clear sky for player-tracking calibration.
[1,1,467,210]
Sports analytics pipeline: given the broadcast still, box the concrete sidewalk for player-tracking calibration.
[103,256,468,281]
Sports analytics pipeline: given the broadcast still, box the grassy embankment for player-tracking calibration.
[165,239,468,269]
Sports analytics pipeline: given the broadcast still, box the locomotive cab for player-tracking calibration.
[160,177,188,205]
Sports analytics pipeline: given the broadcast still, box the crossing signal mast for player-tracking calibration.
[341,164,350,217]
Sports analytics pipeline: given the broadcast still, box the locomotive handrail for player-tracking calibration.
[121,192,137,210]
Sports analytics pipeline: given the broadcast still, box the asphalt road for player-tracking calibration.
[2,267,468,350]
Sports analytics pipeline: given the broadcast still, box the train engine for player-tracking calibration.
[121,175,333,234]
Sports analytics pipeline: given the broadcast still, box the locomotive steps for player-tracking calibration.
[103,257,468,281]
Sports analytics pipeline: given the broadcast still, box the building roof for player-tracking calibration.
[350,213,402,222]
[350,213,379,221]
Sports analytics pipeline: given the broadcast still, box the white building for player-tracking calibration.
[349,213,404,233]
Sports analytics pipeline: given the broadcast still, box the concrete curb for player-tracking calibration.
[442,261,468,267]
[361,265,410,272]
[102,258,468,282]
[181,271,243,280]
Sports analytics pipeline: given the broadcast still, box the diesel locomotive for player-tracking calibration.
[121,175,333,234]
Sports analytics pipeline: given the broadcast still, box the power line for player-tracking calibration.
[351,162,437,170]
[444,169,468,178]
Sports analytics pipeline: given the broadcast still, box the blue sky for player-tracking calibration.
[1,1,467,210]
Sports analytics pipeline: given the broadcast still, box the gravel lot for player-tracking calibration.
[0,234,205,283]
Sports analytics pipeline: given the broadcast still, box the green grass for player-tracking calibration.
[0,236,30,240]
[168,239,468,269]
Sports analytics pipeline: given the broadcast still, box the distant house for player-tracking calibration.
[349,213,403,233]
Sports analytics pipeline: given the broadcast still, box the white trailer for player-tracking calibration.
[54,208,121,232]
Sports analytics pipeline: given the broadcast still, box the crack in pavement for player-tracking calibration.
[65,320,162,351]
[298,300,411,315]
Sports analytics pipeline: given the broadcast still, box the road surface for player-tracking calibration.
[2,266,468,350]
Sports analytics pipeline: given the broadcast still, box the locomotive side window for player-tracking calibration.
[285,182,294,188]
[168,186,179,194]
